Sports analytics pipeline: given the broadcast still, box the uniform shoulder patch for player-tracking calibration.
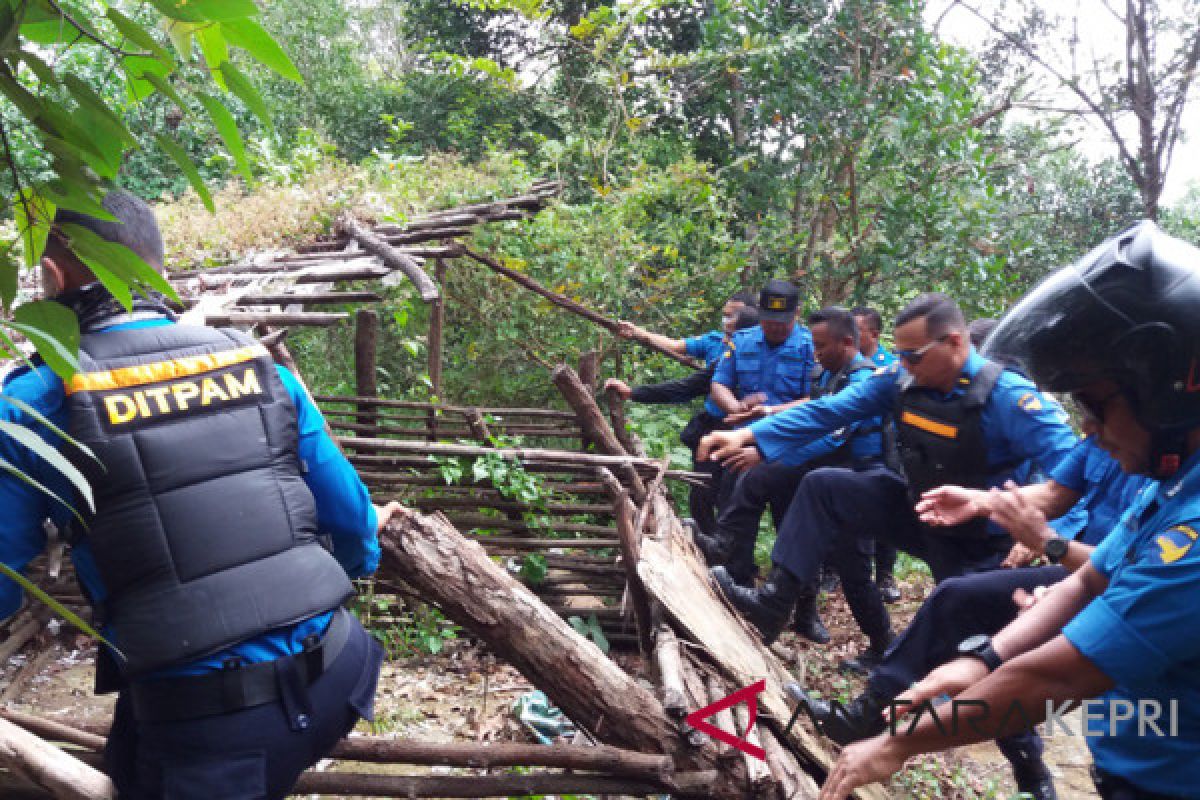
[1017,392,1043,413]
[1155,524,1198,564]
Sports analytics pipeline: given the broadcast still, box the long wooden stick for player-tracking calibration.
[0,719,114,800]
[460,246,700,369]
[338,214,440,301]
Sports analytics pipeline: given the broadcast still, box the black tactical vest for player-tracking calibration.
[63,322,354,677]
[894,361,1005,538]
[807,358,880,469]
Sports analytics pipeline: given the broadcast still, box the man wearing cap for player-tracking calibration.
[709,278,815,422]
[819,221,1200,800]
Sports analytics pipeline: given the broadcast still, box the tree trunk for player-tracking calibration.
[376,509,751,799]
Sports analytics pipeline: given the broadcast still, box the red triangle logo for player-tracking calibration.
[684,679,767,761]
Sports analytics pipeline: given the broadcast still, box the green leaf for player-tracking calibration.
[105,8,173,63]
[0,453,84,526]
[0,562,125,660]
[0,393,98,466]
[59,224,180,303]
[154,134,214,212]
[13,188,54,268]
[198,93,250,180]
[164,19,198,60]
[196,23,229,75]
[0,419,92,512]
[221,18,302,83]
[62,75,138,163]
[122,55,176,104]
[19,0,98,45]
[218,62,271,129]
[15,51,57,85]
[140,71,188,113]
[148,0,260,22]
[10,300,79,378]
[36,179,113,221]
[0,242,16,311]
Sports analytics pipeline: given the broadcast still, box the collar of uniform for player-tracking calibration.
[99,316,175,333]
[923,346,984,400]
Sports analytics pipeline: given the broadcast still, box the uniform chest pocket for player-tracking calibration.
[776,355,810,398]
[734,357,762,390]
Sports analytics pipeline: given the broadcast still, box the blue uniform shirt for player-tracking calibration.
[1062,450,1200,796]
[776,355,883,468]
[684,329,731,418]
[0,318,379,676]
[684,330,726,368]
[750,348,1078,484]
[868,344,897,368]
[1049,437,1155,545]
[712,325,814,409]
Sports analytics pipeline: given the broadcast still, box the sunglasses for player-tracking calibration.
[1071,389,1123,423]
[895,335,948,365]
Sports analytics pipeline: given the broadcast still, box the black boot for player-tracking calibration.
[791,590,830,644]
[817,688,891,746]
[997,739,1058,800]
[688,520,732,566]
[837,630,894,675]
[711,565,801,645]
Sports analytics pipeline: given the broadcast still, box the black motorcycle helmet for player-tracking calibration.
[985,221,1200,476]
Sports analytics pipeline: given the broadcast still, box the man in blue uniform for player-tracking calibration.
[692,307,884,643]
[699,293,1078,663]
[610,294,757,535]
[798,431,1152,800]
[709,278,814,422]
[820,221,1200,800]
[0,190,388,799]
[852,305,901,602]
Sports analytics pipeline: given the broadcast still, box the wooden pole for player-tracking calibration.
[337,214,440,301]
[0,719,114,800]
[428,258,446,440]
[354,309,379,436]
[605,385,637,456]
[551,364,646,501]
[460,246,700,369]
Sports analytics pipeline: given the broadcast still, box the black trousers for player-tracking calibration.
[866,565,1069,770]
[773,466,1010,648]
[105,614,384,800]
[714,461,811,580]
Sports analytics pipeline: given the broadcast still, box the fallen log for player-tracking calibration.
[292,769,706,798]
[0,719,114,800]
[461,246,700,369]
[377,508,751,798]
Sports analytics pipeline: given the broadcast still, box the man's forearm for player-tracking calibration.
[709,382,741,414]
[887,636,1114,758]
[993,565,1098,660]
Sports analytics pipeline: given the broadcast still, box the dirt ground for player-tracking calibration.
[3,575,1099,800]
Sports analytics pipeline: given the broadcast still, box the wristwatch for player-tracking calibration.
[957,634,1003,672]
[1043,535,1070,564]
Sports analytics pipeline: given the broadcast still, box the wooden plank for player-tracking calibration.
[635,503,883,800]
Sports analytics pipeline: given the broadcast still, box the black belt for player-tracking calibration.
[129,608,352,723]
[1092,767,1185,800]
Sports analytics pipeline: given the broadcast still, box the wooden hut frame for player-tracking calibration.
[0,183,885,799]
